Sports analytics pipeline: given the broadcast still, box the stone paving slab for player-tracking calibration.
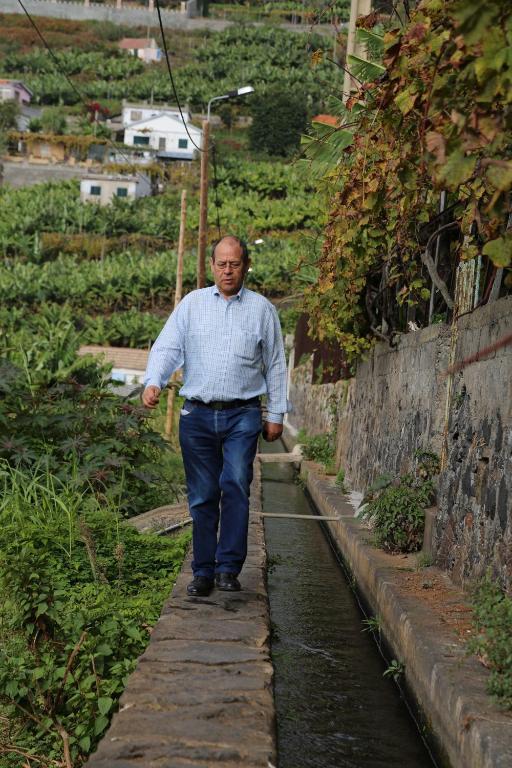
[86,463,276,768]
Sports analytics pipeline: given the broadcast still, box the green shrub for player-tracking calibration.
[358,452,439,553]
[0,463,190,764]
[359,479,432,553]
[249,87,308,156]
[469,574,512,710]
[298,429,335,471]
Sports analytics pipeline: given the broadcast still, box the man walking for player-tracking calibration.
[142,236,288,597]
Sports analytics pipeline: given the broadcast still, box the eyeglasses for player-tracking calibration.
[214,261,244,270]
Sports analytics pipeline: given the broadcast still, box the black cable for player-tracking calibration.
[154,0,204,153]
[16,0,156,186]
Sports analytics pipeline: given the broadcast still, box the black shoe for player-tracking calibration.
[187,576,214,597]
[215,572,241,592]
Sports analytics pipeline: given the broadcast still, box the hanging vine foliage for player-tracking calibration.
[304,0,512,360]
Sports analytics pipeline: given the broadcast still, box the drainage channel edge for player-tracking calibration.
[85,461,277,768]
[289,444,512,768]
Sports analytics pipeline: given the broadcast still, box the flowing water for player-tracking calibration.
[261,442,436,768]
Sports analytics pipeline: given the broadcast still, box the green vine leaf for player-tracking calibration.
[482,235,512,268]
[437,149,475,188]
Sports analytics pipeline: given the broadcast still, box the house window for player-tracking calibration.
[158,137,166,151]
[116,187,128,198]
[90,185,101,196]
[133,135,150,146]
[130,110,142,121]
[178,138,188,149]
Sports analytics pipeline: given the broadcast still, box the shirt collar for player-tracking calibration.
[212,283,245,301]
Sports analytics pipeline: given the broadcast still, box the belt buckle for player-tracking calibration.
[212,401,223,411]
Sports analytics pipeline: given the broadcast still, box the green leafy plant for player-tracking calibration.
[383,659,404,681]
[359,448,439,553]
[298,429,335,471]
[303,0,512,360]
[358,477,434,554]
[362,615,381,634]
[0,462,190,764]
[468,573,512,710]
[335,467,346,491]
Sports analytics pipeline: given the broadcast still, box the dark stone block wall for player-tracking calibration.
[290,296,512,589]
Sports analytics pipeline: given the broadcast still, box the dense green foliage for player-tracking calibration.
[469,574,512,710]
[1,26,341,111]
[359,478,432,553]
[209,1,350,23]
[0,160,320,258]
[249,87,308,156]
[358,452,440,553]
[304,0,512,359]
[0,463,189,764]
[298,429,336,472]
[0,346,184,516]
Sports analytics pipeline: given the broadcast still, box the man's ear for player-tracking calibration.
[245,258,252,273]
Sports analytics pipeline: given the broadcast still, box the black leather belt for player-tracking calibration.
[189,397,260,411]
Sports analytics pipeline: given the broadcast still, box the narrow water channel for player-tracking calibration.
[261,441,435,768]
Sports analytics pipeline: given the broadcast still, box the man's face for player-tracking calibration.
[210,239,249,298]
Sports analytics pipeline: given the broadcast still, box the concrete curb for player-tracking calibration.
[86,461,276,767]
[292,450,512,768]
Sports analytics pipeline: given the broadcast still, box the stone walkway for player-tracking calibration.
[86,462,276,768]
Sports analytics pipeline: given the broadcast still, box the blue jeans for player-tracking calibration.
[179,400,262,579]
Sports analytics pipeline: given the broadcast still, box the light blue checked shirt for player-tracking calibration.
[144,285,289,423]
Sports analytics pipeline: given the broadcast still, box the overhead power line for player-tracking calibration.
[15,0,158,186]
[154,0,204,153]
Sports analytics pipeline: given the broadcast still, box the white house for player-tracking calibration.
[0,79,32,105]
[118,38,162,64]
[78,345,149,397]
[121,101,192,129]
[80,173,152,206]
[123,114,202,161]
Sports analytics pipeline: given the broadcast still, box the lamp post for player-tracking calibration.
[206,85,254,122]
[197,85,254,288]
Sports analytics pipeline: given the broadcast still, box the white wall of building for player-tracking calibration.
[80,176,151,206]
[124,114,201,159]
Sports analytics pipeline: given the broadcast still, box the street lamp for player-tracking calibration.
[197,85,255,289]
[207,85,254,121]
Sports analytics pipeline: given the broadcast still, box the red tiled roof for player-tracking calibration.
[78,345,149,371]
[119,38,156,49]
[0,79,33,95]
[312,114,340,127]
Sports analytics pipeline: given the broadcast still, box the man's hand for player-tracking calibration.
[142,385,161,409]
[262,421,283,442]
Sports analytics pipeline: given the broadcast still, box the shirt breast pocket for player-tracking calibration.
[233,330,259,361]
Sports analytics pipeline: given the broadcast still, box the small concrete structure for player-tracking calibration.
[0,79,32,105]
[124,114,202,161]
[118,37,162,63]
[79,173,151,206]
[78,345,149,384]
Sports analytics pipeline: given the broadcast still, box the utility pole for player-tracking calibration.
[165,189,187,439]
[197,119,209,288]
[343,0,372,102]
